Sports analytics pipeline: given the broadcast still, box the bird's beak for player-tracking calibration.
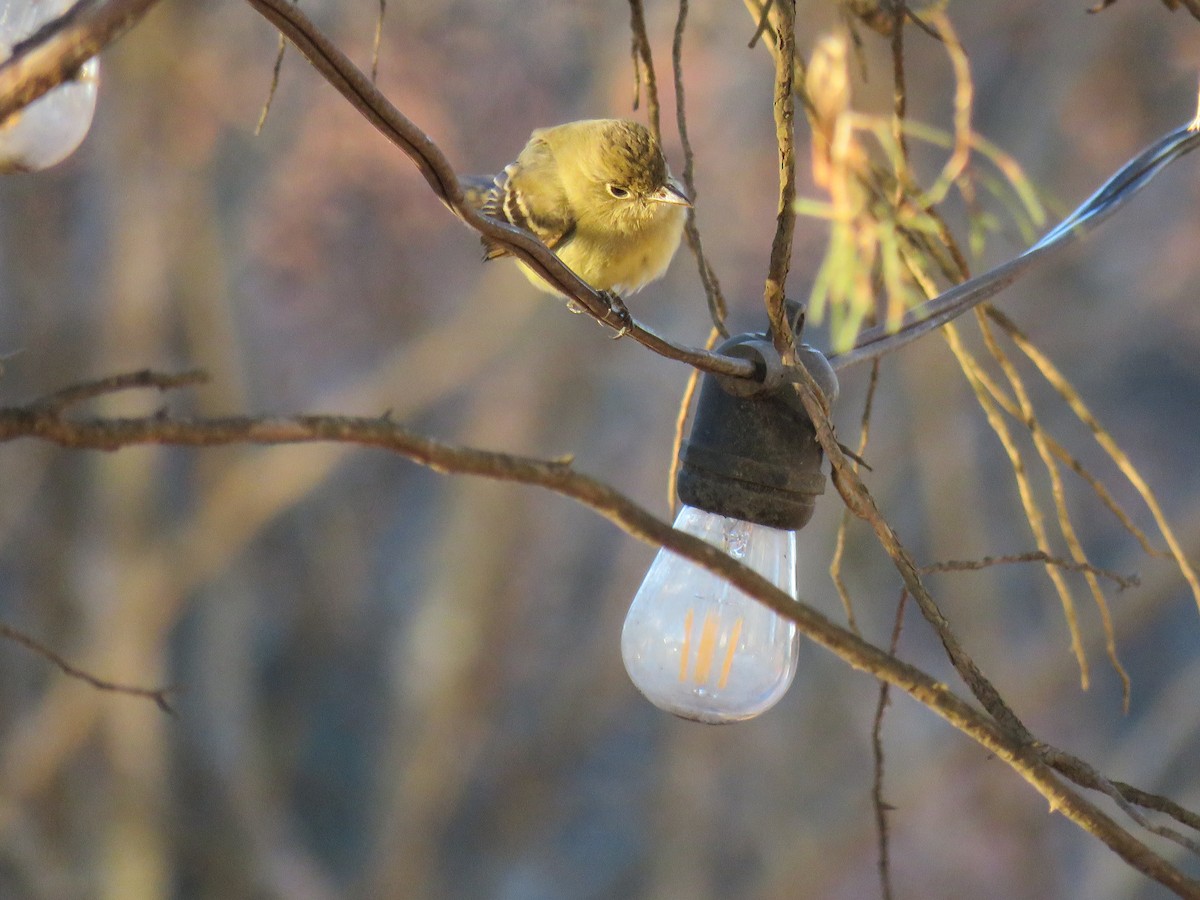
[650,179,692,207]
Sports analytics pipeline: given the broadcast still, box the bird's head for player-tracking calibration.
[578,120,692,233]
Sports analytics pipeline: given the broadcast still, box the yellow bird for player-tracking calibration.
[463,119,691,301]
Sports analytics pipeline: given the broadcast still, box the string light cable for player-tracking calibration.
[829,121,1200,373]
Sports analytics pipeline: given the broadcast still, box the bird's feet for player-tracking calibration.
[565,293,633,338]
[599,291,632,338]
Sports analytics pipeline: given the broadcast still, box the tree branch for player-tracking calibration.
[5,3,1200,891]
[673,0,730,334]
[241,0,755,380]
[9,0,1200,386]
[0,621,175,714]
[922,551,1140,592]
[0,0,163,126]
[779,363,1200,897]
[0,0,754,382]
[763,0,798,354]
[626,0,661,138]
[32,368,208,413]
[1,372,1198,896]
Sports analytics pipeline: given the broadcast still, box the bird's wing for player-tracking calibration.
[496,137,576,251]
[462,137,577,261]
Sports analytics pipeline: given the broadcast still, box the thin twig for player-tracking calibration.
[11,0,1200,390]
[673,0,729,333]
[903,7,944,42]
[0,622,176,714]
[987,307,1200,614]
[1040,746,1200,856]
[977,310,1130,706]
[763,0,797,355]
[963,349,1168,560]
[796,350,1036,741]
[889,1,908,175]
[668,327,721,512]
[1089,0,1200,21]
[1048,758,1200,836]
[941,321,1091,688]
[829,357,880,634]
[747,0,774,48]
[872,588,908,900]
[371,0,386,84]
[782,362,1200,896]
[255,32,287,134]
[921,551,1139,592]
[627,0,661,138]
[32,368,209,412]
[916,13,973,208]
[7,4,1200,888]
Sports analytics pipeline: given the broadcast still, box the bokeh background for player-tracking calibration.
[1,1,1199,898]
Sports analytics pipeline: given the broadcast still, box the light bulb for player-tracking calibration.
[621,505,800,724]
[1,0,99,173]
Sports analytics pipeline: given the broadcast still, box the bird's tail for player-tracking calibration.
[459,174,501,212]
[456,174,511,261]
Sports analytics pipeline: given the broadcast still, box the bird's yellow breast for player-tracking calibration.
[518,203,687,296]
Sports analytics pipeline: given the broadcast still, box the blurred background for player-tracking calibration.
[1,1,1199,897]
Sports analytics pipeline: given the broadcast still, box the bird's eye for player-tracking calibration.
[606,184,631,199]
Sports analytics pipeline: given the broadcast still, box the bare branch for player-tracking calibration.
[4,2,1198,890]
[240,0,1200,406]
[254,32,287,135]
[978,311,1130,704]
[799,364,1031,734]
[829,358,881,635]
[1089,0,1200,22]
[763,0,797,354]
[986,306,1200,613]
[942,321,1092,688]
[781,364,1200,896]
[889,1,909,169]
[627,0,661,137]
[963,343,1170,560]
[1067,770,1200,836]
[872,588,908,900]
[0,621,176,714]
[242,0,755,381]
[371,0,386,84]
[0,0,163,126]
[2,372,1198,896]
[673,0,729,334]
[32,368,209,413]
[668,327,722,513]
[1042,746,1200,856]
[747,0,774,48]
[921,551,1140,592]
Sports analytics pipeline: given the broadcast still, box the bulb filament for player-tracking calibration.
[679,608,744,690]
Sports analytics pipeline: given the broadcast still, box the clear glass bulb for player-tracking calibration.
[0,0,99,173]
[621,506,800,724]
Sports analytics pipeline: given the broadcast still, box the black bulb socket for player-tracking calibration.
[676,335,837,531]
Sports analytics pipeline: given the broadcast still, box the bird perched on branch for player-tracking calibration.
[461,119,691,312]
